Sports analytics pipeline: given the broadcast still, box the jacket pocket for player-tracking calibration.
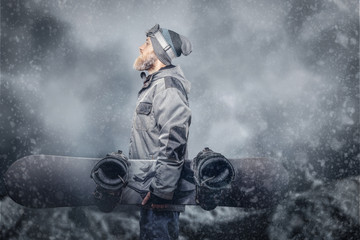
[134,102,154,130]
[136,102,152,115]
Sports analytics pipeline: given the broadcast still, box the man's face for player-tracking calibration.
[133,37,157,71]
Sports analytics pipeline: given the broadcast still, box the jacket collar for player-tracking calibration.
[139,65,176,90]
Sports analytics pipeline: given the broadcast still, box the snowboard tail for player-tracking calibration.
[4,151,289,211]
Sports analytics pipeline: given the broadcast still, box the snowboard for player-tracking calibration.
[3,150,289,211]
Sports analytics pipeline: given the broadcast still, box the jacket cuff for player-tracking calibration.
[149,186,173,203]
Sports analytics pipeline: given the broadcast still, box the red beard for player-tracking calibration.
[133,52,157,71]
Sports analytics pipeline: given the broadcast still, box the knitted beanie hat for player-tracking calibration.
[146,24,192,65]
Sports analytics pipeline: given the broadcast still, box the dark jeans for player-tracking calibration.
[140,208,180,240]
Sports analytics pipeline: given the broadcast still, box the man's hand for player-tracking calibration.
[141,192,169,209]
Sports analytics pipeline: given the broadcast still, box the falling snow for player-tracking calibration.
[1,0,359,239]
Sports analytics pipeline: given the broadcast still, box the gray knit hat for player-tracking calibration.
[146,24,192,65]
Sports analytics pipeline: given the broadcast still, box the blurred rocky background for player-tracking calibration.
[1,0,359,239]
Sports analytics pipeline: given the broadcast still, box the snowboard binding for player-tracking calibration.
[192,148,235,210]
[91,150,129,212]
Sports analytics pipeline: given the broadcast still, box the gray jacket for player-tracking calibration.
[129,65,191,210]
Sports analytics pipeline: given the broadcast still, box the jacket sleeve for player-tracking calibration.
[150,86,191,200]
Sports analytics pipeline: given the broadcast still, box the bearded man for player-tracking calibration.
[130,24,192,240]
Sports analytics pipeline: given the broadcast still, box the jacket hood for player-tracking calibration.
[152,65,191,94]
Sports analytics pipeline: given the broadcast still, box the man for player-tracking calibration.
[130,24,192,240]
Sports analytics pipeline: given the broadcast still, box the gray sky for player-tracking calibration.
[1,0,358,183]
